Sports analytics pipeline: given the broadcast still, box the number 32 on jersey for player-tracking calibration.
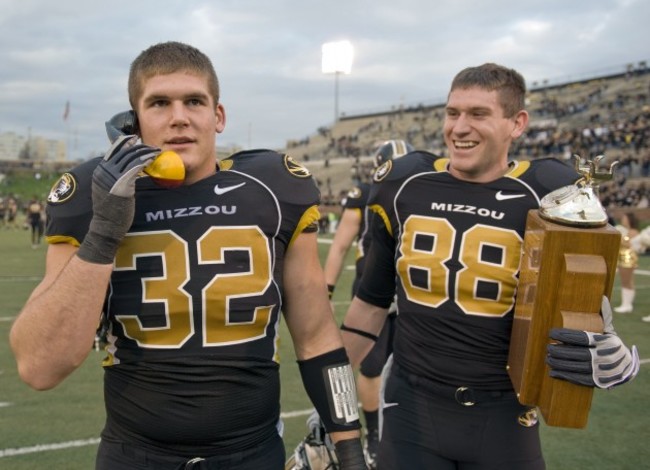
[113,226,274,348]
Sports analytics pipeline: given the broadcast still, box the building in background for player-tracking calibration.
[0,131,66,162]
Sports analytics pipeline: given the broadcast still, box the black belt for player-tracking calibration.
[395,364,516,407]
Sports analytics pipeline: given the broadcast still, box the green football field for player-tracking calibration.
[0,227,649,469]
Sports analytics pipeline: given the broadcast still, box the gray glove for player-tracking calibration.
[546,297,640,389]
[77,135,159,264]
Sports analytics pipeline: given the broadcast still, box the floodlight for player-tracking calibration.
[322,41,354,122]
[321,40,354,75]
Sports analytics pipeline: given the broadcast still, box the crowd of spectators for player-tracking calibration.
[294,69,649,213]
[514,102,650,169]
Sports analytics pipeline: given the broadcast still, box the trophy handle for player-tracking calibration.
[508,211,620,428]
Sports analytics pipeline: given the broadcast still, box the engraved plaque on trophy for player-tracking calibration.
[508,155,621,429]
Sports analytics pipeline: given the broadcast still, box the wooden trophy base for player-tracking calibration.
[507,210,620,428]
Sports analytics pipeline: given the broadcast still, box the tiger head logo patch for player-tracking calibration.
[284,155,311,178]
[47,173,77,204]
[518,408,539,428]
[373,160,393,183]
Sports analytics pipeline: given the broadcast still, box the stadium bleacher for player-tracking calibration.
[284,68,650,220]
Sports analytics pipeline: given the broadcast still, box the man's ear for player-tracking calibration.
[215,103,226,134]
[511,109,529,139]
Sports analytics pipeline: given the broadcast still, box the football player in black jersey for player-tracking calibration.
[323,140,411,468]
[10,41,366,470]
[339,63,638,469]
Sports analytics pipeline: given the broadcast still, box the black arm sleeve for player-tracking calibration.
[298,348,361,433]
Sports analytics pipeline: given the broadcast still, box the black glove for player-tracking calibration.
[77,135,159,264]
[335,438,368,470]
[546,297,639,389]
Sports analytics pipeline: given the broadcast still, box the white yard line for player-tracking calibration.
[0,276,42,282]
[0,408,316,458]
[0,439,102,458]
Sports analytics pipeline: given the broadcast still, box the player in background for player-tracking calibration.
[26,196,45,248]
[323,139,412,468]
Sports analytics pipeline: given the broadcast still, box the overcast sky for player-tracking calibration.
[0,0,647,161]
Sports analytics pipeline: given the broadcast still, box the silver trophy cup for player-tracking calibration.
[539,155,617,227]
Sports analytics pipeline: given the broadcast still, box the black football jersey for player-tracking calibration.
[45,149,320,454]
[341,182,371,290]
[356,152,580,391]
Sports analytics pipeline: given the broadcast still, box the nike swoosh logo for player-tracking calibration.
[495,191,526,201]
[214,182,246,195]
[383,402,399,409]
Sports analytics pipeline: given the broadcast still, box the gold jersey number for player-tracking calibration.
[113,227,275,348]
[396,215,521,317]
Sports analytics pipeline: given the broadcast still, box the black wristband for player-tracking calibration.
[341,323,379,342]
[77,230,121,265]
[335,438,367,469]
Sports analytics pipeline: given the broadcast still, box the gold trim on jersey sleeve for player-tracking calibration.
[45,235,81,246]
[272,334,281,364]
[368,203,392,237]
[289,205,321,246]
[505,160,530,178]
[352,205,365,261]
[102,353,115,367]
[434,158,449,172]
[218,159,234,171]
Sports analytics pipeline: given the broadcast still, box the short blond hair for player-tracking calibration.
[128,41,220,110]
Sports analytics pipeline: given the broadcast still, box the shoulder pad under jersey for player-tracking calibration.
[45,156,101,244]
[507,157,581,194]
[373,150,440,183]
[343,182,370,209]
[47,157,99,206]
[223,149,319,205]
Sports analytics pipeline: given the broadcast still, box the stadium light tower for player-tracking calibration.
[322,40,354,123]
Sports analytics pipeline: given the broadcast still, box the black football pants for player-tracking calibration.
[378,365,545,470]
[95,432,285,470]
